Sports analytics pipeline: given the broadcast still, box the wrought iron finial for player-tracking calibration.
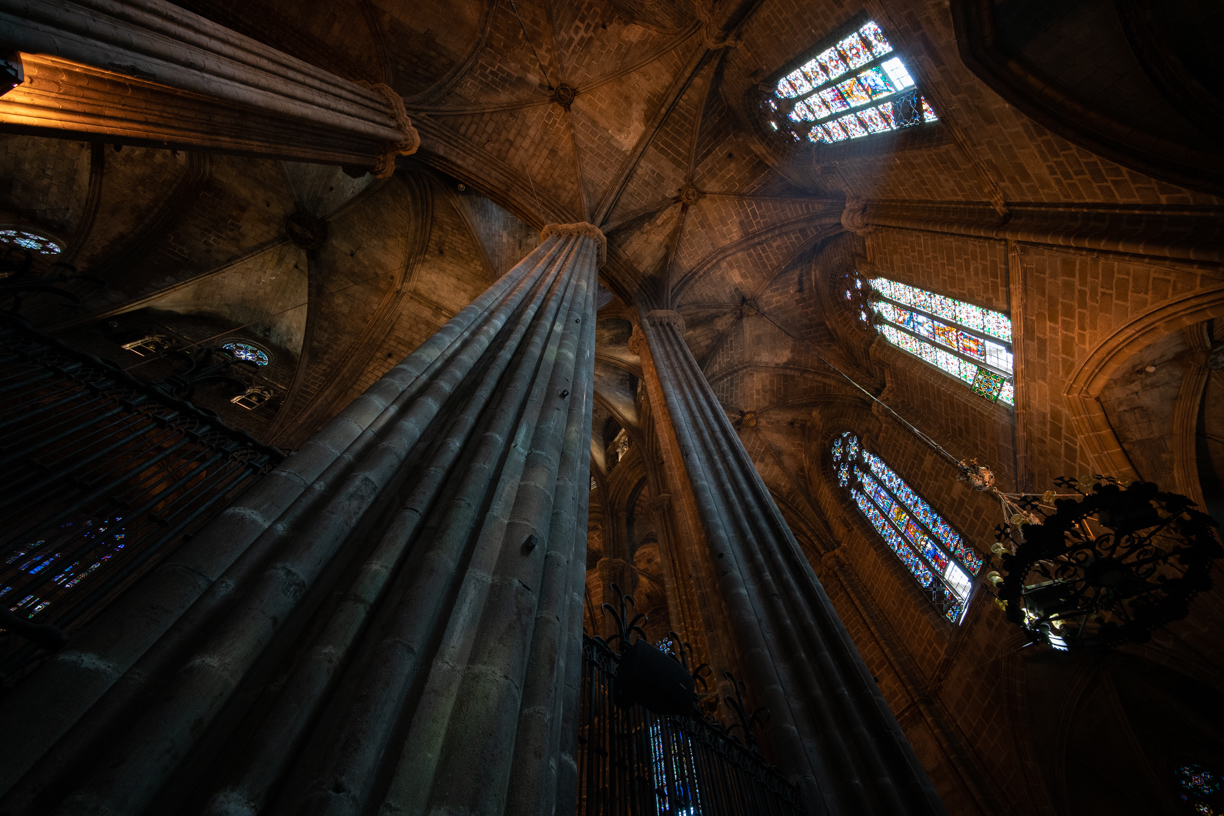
[600,582,647,654]
[723,670,770,752]
[661,631,712,696]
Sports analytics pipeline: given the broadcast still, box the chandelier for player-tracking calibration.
[966,465,1223,650]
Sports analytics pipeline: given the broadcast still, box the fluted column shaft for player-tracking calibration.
[0,0,418,174]
[0,224,603,816]
[638,309,947,816]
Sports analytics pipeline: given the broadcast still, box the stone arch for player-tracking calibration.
[1063,289,1224,482]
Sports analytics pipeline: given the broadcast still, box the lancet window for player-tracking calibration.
[847,272,1015,405]
[832,431,981,622]
[762,18,937,144]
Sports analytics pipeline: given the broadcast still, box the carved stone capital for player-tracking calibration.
[359,81,420,178]
[840,197,874,237]
[541,222,607,265]
[645,310,685,333]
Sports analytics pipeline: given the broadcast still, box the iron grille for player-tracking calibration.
[578,635,804,815]
[0,316,283,683]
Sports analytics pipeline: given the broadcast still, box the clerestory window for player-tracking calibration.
[847,272,1015,406]
[762,18,937,144]
[832,432,982,622]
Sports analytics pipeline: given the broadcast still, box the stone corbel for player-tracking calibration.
[840,197,874,237]
[541,222,607,266]
[359,81,421,179]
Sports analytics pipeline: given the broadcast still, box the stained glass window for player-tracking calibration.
[221,341,269,366]
[854,273,1015,406]
[762,20,938,144]
[1175,764,1224,815]
[0,228,62,256]
[650,722,702,815]
[833,432,979,622]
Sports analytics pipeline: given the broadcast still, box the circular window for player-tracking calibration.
[221,341,269,366]
[0,228,63,256]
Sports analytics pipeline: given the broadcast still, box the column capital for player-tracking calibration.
[645,310,685,333]
[541,222,606,265]
[357,81,420,179]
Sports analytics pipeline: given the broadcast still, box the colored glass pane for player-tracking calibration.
[875,102,899,129]
[824,120,849,141]
[959,332,985,361]
[859,21,893,57]
[836,76,872,107]
[839,113,868,138]
[777,77,801,98]
[819,87,850,113]
[858,106,891,133]
[789,101,817,122]
[922,97,938,122]
[881,57,915,89]
[800,60,827,86]
[222,341,269,366]
[971,368,1005,401]
[998,380,1014,406]
[816,47,849,80]
[858,66,895,99]
[805,94,832,118]
[837,32,873,68]
[853,490,934,587]
[953,301,984,332]
[983,310,1012,341]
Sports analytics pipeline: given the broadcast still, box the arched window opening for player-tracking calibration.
[762,18,938,144]
[849,272,1015,406]
[1175,763,1224,815]
[221,340,270,366]
[0,228,63,256]
[832,431,982,622]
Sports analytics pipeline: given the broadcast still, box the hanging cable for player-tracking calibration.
[754,307,965,470]
[506,0,554,90]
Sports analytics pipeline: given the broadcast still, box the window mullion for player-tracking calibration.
[869,461,958,571]
[872,293,1011,350]
[877,319,1013,379]
[857,465,955,584]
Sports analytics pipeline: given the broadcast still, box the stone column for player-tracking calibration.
[637,309,948,816]
[0,0,418,175]
[0,223,604,816]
